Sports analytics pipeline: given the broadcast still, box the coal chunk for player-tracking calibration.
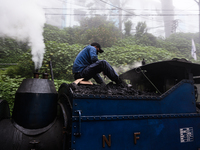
[71,82,159,97]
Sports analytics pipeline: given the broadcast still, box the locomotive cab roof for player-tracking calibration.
[120,58,200,94]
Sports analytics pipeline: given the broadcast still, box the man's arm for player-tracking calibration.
[90,47,98,63]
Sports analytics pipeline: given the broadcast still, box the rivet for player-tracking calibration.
[73,141,76,144]
[75,103,77,106]
[74,126,76,128]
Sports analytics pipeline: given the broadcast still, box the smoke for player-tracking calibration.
[0,0,46,69]
[114,62,142,75]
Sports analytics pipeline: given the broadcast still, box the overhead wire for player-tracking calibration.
[155,3,199,33]
[96,0,199,34]
[98,0,165,23]
[45,13,200,16]
[43,8,199,11]
[44,0,199,34]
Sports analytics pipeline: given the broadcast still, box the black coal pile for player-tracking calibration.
[70,82,159,97]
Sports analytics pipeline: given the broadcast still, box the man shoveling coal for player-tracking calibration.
[72,42,126,87]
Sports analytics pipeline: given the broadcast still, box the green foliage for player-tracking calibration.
[135,22,147,38]
[43,24,85,45]
[115,32,200,63]
[100,45,176,70]
[0,74,25,113]
[72,16,122,47]
[4,41,83,80]
[5,50,35,78]
[54,79,71,90]
[63,27,85,45]
[83,23,121,47]
[4,41,84,80]
[40,41,84,81]
[43,16,121,47]
[124,20,132,37]
[43,24,70,43]
[79,16,109,29]
[132,22,157,46]
[114,37,136,47]
[156,33,200,61]
[0,38,29,64]
[135,33,157,46]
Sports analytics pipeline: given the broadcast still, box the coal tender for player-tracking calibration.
[58,58,200,150]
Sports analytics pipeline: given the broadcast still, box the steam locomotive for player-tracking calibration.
[0,58,200,150]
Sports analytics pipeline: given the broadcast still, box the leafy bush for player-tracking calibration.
[43,16,121,47]
[5,50,35,78]
[40,41,84,81]
[99,44,177,75]
[43,24,70,43]
[0,38,29,64]
[135,22,147,38]
[135,33,157,46]
[5,41,84,80]
[79,16,109,29]
[124,20,133,37]
[156,33,200,62]
[0,74,25,113]
[83,23,121,47]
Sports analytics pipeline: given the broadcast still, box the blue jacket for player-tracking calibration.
[72,45,98,74]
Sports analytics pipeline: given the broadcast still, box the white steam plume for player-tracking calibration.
[0,0,46,69]
[114,62,142,75]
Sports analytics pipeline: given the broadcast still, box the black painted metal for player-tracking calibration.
[0,118,63,150]
[16,78,57,93]
[12,117,57,135]
[0,100,10,121]
[12,78,58,129]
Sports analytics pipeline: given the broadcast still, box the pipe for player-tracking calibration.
[49,61,54,82]
[43,73,49,79]
[34,72,40,78]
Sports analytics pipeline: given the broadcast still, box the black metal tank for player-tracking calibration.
[12,78,58,129]
[0,99,10,121]
[0,77,64,150]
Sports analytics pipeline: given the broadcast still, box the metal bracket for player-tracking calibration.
[29,139,40,150]
[75,110,82,136]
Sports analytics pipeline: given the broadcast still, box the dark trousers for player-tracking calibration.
[74,60,119,84]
